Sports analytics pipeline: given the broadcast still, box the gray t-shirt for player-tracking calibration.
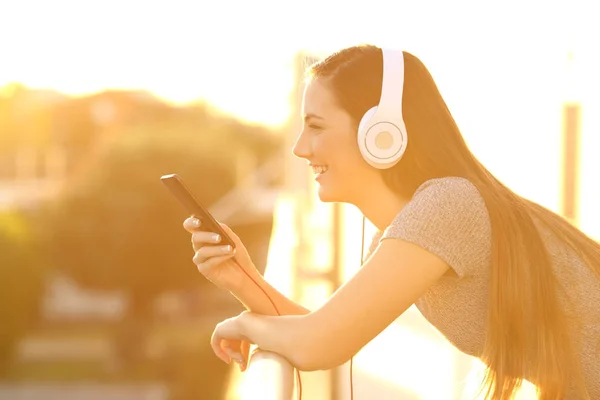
[370,177,599,398]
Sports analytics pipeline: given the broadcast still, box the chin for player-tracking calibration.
[316,184,346,203]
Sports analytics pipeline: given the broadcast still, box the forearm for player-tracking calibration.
[232,303,346,371]
[239,312,309,368]
[233,273,310,316]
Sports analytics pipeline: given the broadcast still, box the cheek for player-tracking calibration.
[315,127,369,176]
[329,144,372,186]
[338,138,369,173]
[323,130,360,162]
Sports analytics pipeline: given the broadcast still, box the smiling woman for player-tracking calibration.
[188,44,600,400]
[294,81,388,204]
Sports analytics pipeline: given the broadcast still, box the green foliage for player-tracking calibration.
[0,210,46,373]
[38,126,240,312]
[8,89,279,393]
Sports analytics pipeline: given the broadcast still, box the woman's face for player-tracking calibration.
[292,78,384,204]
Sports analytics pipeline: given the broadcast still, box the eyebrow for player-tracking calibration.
[304,113,325,122]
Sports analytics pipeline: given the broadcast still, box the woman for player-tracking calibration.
[183,45,600,399]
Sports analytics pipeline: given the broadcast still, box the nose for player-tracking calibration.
[292,129,312,160]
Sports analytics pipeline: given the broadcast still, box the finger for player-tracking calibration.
[240,340,250,372]
[193,243,233,261]
[191,231,223,251]
[183,217,202,233]
[193,250,235,269]
[211,332,230,364]
[222,340,244,365]
[221,340,234,364]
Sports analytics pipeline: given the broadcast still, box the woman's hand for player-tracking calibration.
[183,217,260,292]
[183,218,259,371]
[211,311,252,371]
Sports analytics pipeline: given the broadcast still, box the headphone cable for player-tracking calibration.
[231,213,366,400]
[349,214,366,400]
[231,258,303,399]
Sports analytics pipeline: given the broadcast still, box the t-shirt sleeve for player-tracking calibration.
[364,230,383,262]
[380,177,491,277]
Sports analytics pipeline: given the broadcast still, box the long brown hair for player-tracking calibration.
[307,44,599,399]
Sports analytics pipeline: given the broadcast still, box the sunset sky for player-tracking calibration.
[1,0,599,238]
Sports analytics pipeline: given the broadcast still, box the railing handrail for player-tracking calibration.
[234,193,298,399]
[240,349,296,400]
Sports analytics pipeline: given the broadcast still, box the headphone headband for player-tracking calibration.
[379,49,405,116]
[356,47,408,169]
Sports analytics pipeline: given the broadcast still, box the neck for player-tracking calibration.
[354,185,409,231]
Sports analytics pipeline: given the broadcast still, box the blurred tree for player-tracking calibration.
[23,89,282,396]
[40,126,239,315]
[0,211,46,376]
[36,118,276,382]
[0,86,281,182]
[29,85,281,309]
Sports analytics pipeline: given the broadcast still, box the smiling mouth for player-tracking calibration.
[311,165,329,176]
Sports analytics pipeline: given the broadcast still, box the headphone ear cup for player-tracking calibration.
[357,106,378,164]
[358,106,406,169]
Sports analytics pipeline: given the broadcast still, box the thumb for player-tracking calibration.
[240,340,251,372]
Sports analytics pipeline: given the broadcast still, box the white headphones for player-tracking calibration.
[357,48,408,169]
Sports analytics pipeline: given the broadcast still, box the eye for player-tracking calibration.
[308,123,324,132]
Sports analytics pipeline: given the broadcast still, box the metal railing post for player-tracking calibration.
[240,349,296,400]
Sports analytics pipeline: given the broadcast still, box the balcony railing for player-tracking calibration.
[231,193,300,400]
[240,349,296,400]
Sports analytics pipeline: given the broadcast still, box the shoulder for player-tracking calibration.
[411,176,485,209]
[388,176,488,232]
[381,177,491,277]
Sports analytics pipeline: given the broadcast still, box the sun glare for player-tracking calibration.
[3,1,599,398]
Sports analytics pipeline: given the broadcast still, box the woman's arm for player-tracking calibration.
[233,273,310,316]
[231,238,450,371]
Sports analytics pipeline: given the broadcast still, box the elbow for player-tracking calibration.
[291,346,347,372]
[288,330,348,372]
[289,352,322,372]
[290,351,322,372]
[294,355,345,372]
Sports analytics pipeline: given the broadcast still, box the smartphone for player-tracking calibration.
[160,173,236,249]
